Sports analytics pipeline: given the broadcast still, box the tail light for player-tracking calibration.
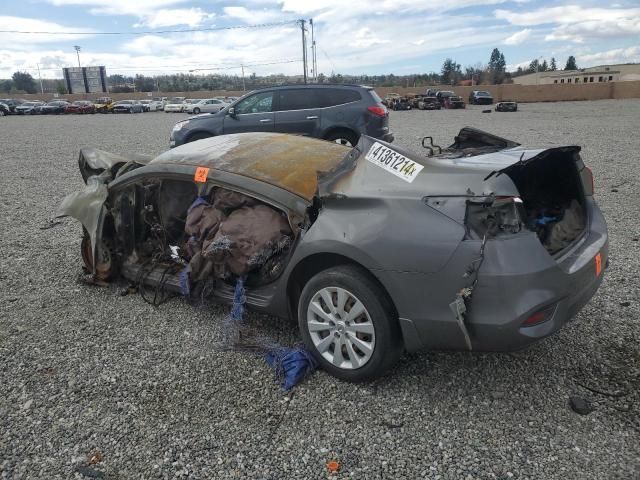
[367,105,387,117]
[522,304,556,327]
[584,166,595,194]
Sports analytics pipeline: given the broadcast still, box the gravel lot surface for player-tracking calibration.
[1,101,638,479]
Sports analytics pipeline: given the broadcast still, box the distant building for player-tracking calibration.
[512,63,640,86]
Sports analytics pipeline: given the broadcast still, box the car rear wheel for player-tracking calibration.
[193,107,201,114]
[298,265,402,382]
[325,130,358,147]
[0,109,5,117]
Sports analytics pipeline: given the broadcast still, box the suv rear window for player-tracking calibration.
[275,89,322,111]
[320,88,361,107]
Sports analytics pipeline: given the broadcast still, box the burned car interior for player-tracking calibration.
[102,177,295,303]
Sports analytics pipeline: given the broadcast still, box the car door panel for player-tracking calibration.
[223,92,274,134]
[273,89,321,137]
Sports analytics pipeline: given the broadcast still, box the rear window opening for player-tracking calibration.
[108,179,295,298]
[505,151,586,254]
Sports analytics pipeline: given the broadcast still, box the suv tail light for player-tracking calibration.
[367,105,387,117]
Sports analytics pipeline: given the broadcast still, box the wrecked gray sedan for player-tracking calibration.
[59,129,608,381]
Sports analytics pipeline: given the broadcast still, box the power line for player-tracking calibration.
[0,20,297,36]
[31,58,300,71]
[23,59,300,75]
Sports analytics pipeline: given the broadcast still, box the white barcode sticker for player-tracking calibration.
[364,142,424,183]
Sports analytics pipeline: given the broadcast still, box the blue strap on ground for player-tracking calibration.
[265,347,319,391]
[224,277,319,390]
[230,277,246,321]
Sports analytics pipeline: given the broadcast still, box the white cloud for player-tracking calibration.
[495,5,640,43]
[0,16,94,46]
[352,27,389,48]
[47,0,186,16]
[223,6,281,23]
[134,8,215,28]
[503,28,531,45]
[577,46,640,65]
[46,0,215,28]
[494,5,640,25]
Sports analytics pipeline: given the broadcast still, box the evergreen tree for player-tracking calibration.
[564,56,578,70]
[441,58,462,85]
[550,57,557,71]
[488,48,506,84]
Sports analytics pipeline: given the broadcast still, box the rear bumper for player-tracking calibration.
[383,199,608,352]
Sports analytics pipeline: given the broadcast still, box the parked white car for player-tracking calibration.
[185,98,229,114]
[145,99,164,111]
[164,97,186,112]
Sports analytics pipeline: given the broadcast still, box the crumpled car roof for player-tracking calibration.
[151,132,351,201]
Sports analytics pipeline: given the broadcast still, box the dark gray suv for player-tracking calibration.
[170,84,393,148]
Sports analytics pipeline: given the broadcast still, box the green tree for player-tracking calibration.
[564,56,578,70]
[540,59,548,71]
[441,58,462,85]
[528,59,540,73]
[55,80,67,94]
[0,79,14,93]
[11,71,37,93]
[550,57,557,71]
[488,48,506,84]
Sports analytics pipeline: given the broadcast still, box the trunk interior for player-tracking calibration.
[505,151,586,254]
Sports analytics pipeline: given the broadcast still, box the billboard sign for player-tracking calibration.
[63,66,108,94]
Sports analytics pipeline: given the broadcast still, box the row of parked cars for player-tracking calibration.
[382,89,518,112]
[0,95,240,116]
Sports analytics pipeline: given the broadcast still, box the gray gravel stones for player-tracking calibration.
[1,101,639,479]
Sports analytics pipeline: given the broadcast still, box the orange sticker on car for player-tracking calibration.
[595,252,602,276]
[194,167,209,183]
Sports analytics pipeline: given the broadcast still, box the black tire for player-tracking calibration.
[187,132,212,143]
[193,107,201,114]
[298,264,402,382]
[325,129,358,147]
[0,109,6,117]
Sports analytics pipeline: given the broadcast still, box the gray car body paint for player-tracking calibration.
[58,131,608,353]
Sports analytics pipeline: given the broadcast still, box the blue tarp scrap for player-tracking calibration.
[265,347,319,391]
[534,215,558,226]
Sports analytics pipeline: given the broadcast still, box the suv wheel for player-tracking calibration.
[298,265,402,382]
[326,130,358,147]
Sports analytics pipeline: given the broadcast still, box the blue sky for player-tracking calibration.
[1,0,639,79]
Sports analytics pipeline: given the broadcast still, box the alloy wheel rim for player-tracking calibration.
[333,138,353,147]
[306,286,375,369]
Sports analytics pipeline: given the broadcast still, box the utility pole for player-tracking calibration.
[299,19,308,84]
[310,18,317,82]
[241,63,246,91]
[36,63,44,94]
[73,45,81,68]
